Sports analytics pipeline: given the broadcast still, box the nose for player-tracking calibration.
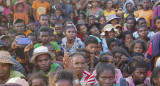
[105,79,110,84]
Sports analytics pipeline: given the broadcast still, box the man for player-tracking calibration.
[30,46,63,76]
[0,51,24,84]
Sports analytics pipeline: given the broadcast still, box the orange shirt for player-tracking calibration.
[135,10,153,27]
[32,1,50,20]
[24,30,32,36]
[14,13,29,24]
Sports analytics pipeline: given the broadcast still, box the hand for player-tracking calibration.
[24,42,33,53]
[11,40,18,50]
[63,52,73,70]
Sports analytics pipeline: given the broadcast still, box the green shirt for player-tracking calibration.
[9,70,25,79]
[34,42,60,52]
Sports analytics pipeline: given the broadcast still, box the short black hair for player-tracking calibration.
[107,38,117,47]
[130,40,147,53]
[96,63,115,80]
[64,25,77,33]
[151,66,160,85]
[15,32,26,37]
[98,15,106,22]
[112,47,130,57]
[99,52,113,64]
[87,15,95,21]
[76,48,90,54]
[137,17,146,25]
[122,30,133,40]
[79,12,86,19]
[39,14,48,20]
[84,36,98,46]
[126,18,136,24]
[13,19,25,25]
[154,16,160,24]
[27,33,37,39]
[39,26,50,35]
[137,25,148,32]
[131,52,144,57]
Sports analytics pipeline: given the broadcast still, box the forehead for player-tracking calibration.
[36,54,50,60]
[40,32,49,35]
[14,22,24,26]
[72,55,85,61]
[16,35,26,39]
[40,16,48,19]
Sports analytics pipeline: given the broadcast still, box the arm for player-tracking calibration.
[80,0,90,11]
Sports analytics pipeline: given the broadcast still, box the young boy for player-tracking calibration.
[137,25,150,42]
[50,15,58,35]
[107,38,118,51]
[34,26,60,53]
[154,16,160,32]
[135,0,153,28]
[126,18,136,32]
[32,0,51,26]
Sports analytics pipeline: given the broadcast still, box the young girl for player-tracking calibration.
[14,1,28,24]
[130,40,147,54]
[28,73,48,86]
[154,16,160,32]
[112,47,130,70]
[126,56,151,86]
[151,66,160,86]
[98,15,106,25]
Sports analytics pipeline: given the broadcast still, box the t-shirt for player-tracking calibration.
[32,1,50,20]
[34,42,60,52]
[14,13,29,24]
[9,70,25,78]
[103,10,116,17]
[86,8,104,19]
[135,10,153,27]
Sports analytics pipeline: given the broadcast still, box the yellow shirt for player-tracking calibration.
[135,10,153,27]
[103,10,116,16]
[50,26,57,35]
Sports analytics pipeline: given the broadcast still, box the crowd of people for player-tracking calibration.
[0,0,160,86]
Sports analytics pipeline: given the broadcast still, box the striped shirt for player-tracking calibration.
[80,70,95,86]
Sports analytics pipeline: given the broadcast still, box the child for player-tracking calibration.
[98,15,106,25]
[107,38,118,51]
[126,18,136,32]
[130,40,147,54]
[124,1,135,18]
[126,56,151,85]
[77,23,88,41]
[121,30,134,53]
[28,21,36,32]
[89,26,100,35]
[137,25,150,42]
[112,47,130,70]
[137,4,143,11]
[32,0,50,26]
[50,15,58,35]
[28,73,48,86]
[27,33,37,45]
[55,9,63,23]
[151,66,160,86]
[13,1,28,24]
[49,34,56,42]
[135,0,153,28]
[154,16,160,32]
[0,35,11,48]
[107,14,121,26]
[8,30,16,42]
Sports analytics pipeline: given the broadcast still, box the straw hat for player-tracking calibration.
[14,1,27,12]
[5,77,29,86]
[100,24,118,35]
[30,46,55,63]
[107,14,121,23]
[0,51,16,65]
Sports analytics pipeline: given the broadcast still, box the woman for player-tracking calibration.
[61,25,84,55]
[103,0,116,17]
[86,0,104,19]
[63,52,96,86]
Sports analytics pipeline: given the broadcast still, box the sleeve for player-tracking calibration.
[86,73,96,84]
[135,10,140,18]
[51,42,60,52]
[34,43,41,49]
[150,10,154,20]
[152,7,158,30]
[32,1,37,9]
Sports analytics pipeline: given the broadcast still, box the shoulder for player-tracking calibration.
[10,70,25,78]
[34,43,41,49]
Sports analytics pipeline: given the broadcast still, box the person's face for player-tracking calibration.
[17,4,24,12]
[39,16,49,26]
[0,63,11,78]
[107,29,115,38]
[69,13,75,19]
[7,15,13,23]
[115,27,122,37]
[126,3,133,12]
[79,25,87,34]
[55,24,63,35]
[109,41,118,51]
[29,23,36,32]
[143,0,150,9]
[90,27,100,35]
[99,17,106,25]
[155,19,160,30]
[88,17,95,25]
[127,20,135,30]
[125,34,133,43]
[110,19,118,26]
[132,68,147,84]
[65,28,76,40]
[28,36,37,45]
[98,70,115,86]
[112,0,117,6]
[55,10,62,18]
[139,20,147,26]
[14,23,25,32]
[133,43,143,53]
[134,0,138,6]
[106,1,112,9]
[46,45,55,53]
[137,6,143,10]
[50,16,58,25]
[92,1,98,7]
[36,54,51,73]
[2,0,7,5]
[138,27,148,39]
[114,52,122,65]
[153,76,160,86]
[49,36,56,42]
[15,35,26,48]
[0,26,7,35]
[55,80,72,86]
[32,78,47,86]
[79,14,85,20]
[39,32,50,44]
[2,38,11,48]
[8,33,15,42]
[85,43,97,54]
[72,56,85,74]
